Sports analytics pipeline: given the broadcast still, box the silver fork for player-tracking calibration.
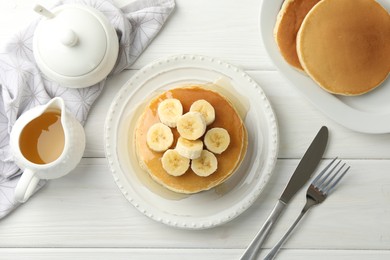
[264,158,350,260]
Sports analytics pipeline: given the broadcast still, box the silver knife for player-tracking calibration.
[240,126,328,260]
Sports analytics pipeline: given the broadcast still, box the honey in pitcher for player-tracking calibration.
[19,111,64,164]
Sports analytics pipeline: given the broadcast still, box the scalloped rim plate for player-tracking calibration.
[260,0,390,134]
[104,54,279,229]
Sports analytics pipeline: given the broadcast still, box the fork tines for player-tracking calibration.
[312,157,350,195]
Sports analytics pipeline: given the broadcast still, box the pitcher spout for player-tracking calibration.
[44,97,65,113]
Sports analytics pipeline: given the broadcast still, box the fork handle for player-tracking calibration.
[240,200,286,260]
[263,210,307,260]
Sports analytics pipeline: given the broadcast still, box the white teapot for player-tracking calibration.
[10,97,86,202]
[33,4,119,88]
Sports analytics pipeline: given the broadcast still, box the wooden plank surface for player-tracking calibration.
[1,249,390,260]
[1,159,389,251]
[0,0,389,259]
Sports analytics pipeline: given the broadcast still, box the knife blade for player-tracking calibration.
[241,126,328,260]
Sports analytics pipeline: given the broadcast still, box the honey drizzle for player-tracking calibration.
[121,78,250,198]
[19,111,64,164]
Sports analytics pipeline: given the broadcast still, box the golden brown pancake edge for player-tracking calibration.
[135,85,248,194]
[296,0,390,96]
[274,0,321,71]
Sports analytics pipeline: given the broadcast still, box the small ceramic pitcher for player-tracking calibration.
[10,97,86,202]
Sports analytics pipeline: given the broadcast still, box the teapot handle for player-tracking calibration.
[14,169,40,203]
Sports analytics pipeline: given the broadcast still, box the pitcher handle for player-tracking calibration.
[15,169,40,203]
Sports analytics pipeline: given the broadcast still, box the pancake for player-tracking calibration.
[135,86,247,194]
[297,0,390,95]
[274,0,321,71]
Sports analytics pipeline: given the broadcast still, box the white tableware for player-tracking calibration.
[104,54,279,229]
[241,126,328,260]
[10,97,86,202]
[33,4,119,88]
[260,0,390,134]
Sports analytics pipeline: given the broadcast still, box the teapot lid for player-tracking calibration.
[33,4,119,88]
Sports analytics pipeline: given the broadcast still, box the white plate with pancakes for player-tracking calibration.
[260,0,390,134]
[104,54,279,229]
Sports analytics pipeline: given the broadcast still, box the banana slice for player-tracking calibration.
[176,111,206,140]
[189,99,215,125]
[204,127,230,154]
[157,98,183,127]
[175,137,203,159]
[146,123,174,152]
[191,150,218,177]
[161,149,190,176]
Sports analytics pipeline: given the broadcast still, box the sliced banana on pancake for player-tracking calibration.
[204,127,230,154]
[189,99,215,126]
[191,150,218,177]
[176,111,206,140]
[161,149,190,176]
[175,137,203,159]
[157,98,183,127]
[146,123,173,152]
[135,86,248,194]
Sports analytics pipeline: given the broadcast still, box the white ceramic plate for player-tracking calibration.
[104,54,279,229]
[260,0,390,134]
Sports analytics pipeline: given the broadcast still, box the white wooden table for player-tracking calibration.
[1,0,389,259]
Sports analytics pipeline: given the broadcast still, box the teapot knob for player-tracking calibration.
[59,29,78,47]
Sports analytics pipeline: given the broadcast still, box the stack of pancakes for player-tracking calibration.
[135,86,247,194]
[274,0,390,95]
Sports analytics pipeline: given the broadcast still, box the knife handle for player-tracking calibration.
[240,200,286,260]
